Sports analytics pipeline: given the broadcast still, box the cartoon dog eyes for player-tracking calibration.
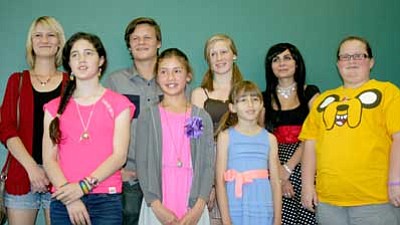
[317,89,382,130]
[357,90,381,109]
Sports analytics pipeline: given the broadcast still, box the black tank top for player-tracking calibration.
[32,84,62,164]
[203,88,229,131]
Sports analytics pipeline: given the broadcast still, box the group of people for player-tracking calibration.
[0,15,399,225]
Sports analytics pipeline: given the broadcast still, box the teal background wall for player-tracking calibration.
[0,0,399,224]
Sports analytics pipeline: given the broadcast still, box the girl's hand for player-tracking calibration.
[207,187,216,210]
[179,198,206,225]
[388,184,400,207]
[121,168,137,181]
[52,183,84,205]
[281,180,295,199]
[178,208,202,225]
[66,200,91,225]
[151,201,179,225]
[28,164,49,193]
[301,186,318,212]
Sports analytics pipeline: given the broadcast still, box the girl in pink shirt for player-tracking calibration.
[136,48,214,225]
[43,32,134,225]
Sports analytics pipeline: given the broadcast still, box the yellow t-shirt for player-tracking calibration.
[299,79,400,206]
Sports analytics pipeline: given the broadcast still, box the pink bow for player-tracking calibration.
[224,169,269,198]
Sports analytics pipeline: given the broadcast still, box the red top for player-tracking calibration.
[273,125,302,144]
[0,70,68,195]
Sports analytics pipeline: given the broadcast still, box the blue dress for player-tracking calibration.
[226,128,274,225]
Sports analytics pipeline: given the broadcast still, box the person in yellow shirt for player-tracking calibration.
[300,36,400,225]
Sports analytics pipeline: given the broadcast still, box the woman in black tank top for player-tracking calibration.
[191,34,244,225]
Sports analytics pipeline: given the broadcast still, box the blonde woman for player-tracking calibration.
[191,34,244,224]
[0,16,67,225]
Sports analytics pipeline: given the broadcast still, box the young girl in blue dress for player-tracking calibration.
[215,80,281,225]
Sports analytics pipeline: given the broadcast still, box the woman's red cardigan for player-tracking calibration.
[0,70,68,195]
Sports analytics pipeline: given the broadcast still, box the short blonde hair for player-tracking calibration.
[26,16,65,69]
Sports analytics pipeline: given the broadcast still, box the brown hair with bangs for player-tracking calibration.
[215,80,263,136]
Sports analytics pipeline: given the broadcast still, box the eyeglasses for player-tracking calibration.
[338,53,369,61]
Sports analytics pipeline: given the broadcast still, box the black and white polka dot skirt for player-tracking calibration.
[279,142,317,225]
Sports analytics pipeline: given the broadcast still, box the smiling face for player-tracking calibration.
[207,40,236,76]
[68,39,104,80]
[230,91,263,123]
[271,49,296,80]
[157,56,191,97]
[129,24,161,62]
[337,40,374,88]
[31,23,60,59]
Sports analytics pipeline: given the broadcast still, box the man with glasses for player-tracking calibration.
[300,36,400,225]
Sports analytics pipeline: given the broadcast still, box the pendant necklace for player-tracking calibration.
[162,103,188,168]
[277,82,296,99]
[75,100,96,141]
[33,73,53,86]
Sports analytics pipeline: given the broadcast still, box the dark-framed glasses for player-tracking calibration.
[338,53,369,61]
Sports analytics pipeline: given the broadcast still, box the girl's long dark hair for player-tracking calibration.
[264,43,306,131]
[49,32,107,144]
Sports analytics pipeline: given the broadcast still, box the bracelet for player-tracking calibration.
[79,180,91,194]
[388,181,400,186]
[84,176,99,188]
[59,182,69,188]
[283,164,292,174]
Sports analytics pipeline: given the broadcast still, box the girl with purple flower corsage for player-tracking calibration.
[135,48,214,225]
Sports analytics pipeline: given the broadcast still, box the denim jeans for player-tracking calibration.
[122,182,143,225]
[5,190,51,209]
[50,194,122,225]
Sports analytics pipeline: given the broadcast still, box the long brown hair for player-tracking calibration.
[49,32,107,144]
[215,80,263,136]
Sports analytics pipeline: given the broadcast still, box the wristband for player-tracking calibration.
[85,176,99,188]
[79,180,91,194]
[283,164,292,174]
[388,181,400,186]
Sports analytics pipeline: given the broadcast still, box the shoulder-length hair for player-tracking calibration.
[26,16,65,69]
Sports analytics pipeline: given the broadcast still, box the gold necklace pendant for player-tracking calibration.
[162,104,188,169]
[32,71,53,86]
[177,159,183,168]
[80,131,90,141]
[75,101,96,142]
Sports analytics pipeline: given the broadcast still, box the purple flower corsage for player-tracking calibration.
[185,116,203,139]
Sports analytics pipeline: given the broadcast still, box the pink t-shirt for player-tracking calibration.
[159,106,193,219]
[44,89,135,194]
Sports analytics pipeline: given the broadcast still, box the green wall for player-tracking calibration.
[0,0,399,224]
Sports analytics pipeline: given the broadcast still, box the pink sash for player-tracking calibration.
[224,169,269,198]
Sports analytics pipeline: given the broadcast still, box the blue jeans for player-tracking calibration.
[50,194,122,225]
